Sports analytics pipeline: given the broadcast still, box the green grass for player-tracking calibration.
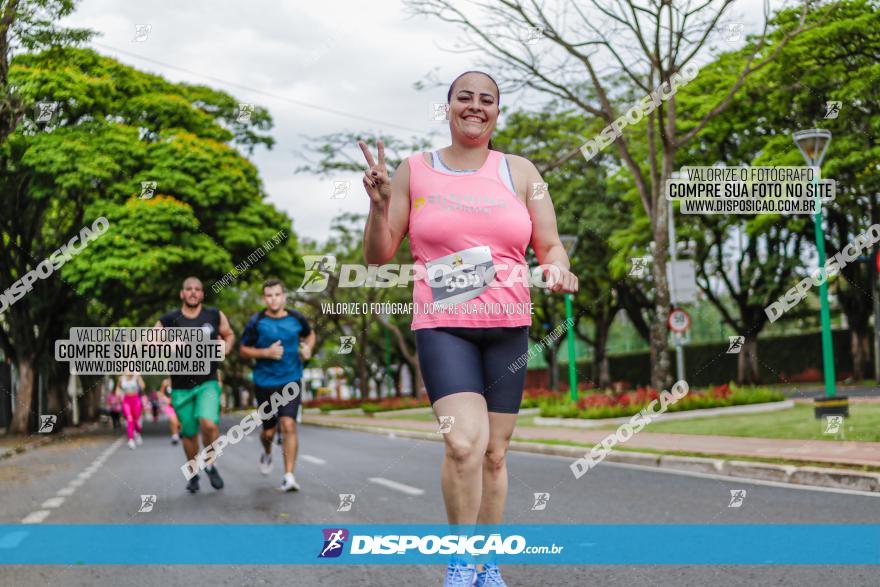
[591,403,880,442]
[512,437,880,474]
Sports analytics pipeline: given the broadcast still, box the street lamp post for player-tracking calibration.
[793,130,835,398]
[559,235,579,401]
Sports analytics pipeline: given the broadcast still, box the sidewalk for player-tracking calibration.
[306,414,880,468]
[0,422,103,460]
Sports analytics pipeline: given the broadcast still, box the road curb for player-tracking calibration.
[0,422,102,461]
[304,418,880,494]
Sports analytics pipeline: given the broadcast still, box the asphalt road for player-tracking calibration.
[1,416,878,586]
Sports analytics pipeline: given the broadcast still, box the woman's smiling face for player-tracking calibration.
[448,73,499,145]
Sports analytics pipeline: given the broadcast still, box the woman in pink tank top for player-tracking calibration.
[360,71,577,587]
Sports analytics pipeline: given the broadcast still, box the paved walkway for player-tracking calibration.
[306,414,880,468]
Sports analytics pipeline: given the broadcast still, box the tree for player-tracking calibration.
[295,134,437,399]
[406,0,819,388]
[1,47,290,433]
[492,107,634,389]
[677,0,880,381]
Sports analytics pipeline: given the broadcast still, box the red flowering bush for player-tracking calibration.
[361,396,431,413]
[539,382,783,419]
[305,398,363,412]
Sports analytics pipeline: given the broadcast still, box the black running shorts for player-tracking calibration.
[254,382,302,430]
[415,326,530,414]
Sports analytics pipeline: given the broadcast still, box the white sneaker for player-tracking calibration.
[259,452,273,475]
[128,439,136,450]
[134,432,143,445]
[278,473,300,492]
[171,434,179,445]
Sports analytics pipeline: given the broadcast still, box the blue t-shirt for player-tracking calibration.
[241,309,312,387]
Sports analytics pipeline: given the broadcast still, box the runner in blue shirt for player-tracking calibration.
[240,279,315,492]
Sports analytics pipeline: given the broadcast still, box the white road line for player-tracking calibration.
[368,477,425,496]
[21,511,51,524]
[300,455,326,465]
[41,497,65,509]
[19,437,125,525]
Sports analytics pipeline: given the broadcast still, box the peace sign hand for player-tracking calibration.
[358,140,392,206]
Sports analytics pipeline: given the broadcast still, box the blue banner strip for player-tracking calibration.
[0,525,878,565]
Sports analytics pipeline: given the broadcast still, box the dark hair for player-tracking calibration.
[446,71,501,150]
[262,279,285,293]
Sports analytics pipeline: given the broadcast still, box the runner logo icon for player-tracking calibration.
[337,494,355,512]
[531,492,550,511]
[319,528,349,558]
[38,415,57,433]
[138,495,157,513]
[299,255,337,292]
[824,415,843,434]
[726,336,744,354]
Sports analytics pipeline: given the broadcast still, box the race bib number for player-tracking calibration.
[426,245,496,307]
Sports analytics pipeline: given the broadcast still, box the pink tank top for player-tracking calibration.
[407,150,533,330]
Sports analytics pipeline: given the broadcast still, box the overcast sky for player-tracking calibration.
[62,0,777,244]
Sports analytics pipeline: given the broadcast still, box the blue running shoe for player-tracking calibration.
[444,560,476,586]
[475,563,507,586]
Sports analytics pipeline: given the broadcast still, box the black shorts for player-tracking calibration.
[415,326,529,414]
[254,382,302,430]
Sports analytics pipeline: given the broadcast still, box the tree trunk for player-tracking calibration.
[357,353,368,399]
[10,357,35,434]
[592,330,611,390]
[650,186,672,389]
[46,377,65,431]
[851,329,870,381]
[413,360,426,400]
[78,375,103,423]
[736,337,760,385]
[547,346,559,391]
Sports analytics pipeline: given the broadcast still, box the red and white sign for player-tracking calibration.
[668,308,691,333]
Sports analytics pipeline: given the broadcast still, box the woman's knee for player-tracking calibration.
[444,434,486,465]
[484,439,512,471]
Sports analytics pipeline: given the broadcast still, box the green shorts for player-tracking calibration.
[171,380,221,438]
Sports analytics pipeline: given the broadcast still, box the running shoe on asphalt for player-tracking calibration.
[278,473,300,492]
[444,559,476,587]
[259,452,273,475]
[127,439,136,450]
[186,474,200,494]
[475,563,507,586]
[205,465,224,490]
[134,432,143,445]
[171,434,179,445]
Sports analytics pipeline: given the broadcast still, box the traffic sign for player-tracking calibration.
[668,308,691,334]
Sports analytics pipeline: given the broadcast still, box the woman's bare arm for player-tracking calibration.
[360,140,410,264]
[509,155,578,293]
